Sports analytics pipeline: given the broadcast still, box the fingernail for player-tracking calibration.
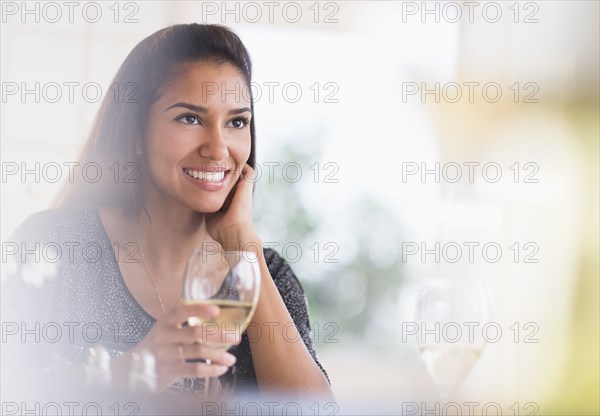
[206,305,220,317]
[226,354,236,365]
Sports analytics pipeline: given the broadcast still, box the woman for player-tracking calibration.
[2,23,331,398]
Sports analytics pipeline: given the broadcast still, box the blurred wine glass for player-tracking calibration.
[415,278,492,401]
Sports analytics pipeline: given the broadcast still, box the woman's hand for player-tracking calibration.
[113,302,240,392]
[206,164,261,250]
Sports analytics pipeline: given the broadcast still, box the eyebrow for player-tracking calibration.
[165,102,251,115]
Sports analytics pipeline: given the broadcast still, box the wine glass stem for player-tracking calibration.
[440,386,450,403]
[204,358,212,399]
[204,359,223,399]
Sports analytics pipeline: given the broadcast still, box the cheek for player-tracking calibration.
[144,128,185,180]
[231,136,252,165]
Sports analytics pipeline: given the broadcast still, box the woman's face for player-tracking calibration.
[141,61,252,214]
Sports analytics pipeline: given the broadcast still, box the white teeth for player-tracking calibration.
[184,168,225,182]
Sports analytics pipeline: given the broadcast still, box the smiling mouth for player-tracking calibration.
[183,168,229,182]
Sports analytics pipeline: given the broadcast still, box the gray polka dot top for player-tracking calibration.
[1,204,329,395]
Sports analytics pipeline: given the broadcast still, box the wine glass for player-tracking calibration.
[182,247,261,398]
[415,278,492,402]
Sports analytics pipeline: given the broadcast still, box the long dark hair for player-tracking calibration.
[54,24,256,214]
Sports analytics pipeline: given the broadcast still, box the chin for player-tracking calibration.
[195,206,222,214]
[190,199,226,214]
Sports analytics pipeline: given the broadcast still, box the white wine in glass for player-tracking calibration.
[183,299,254,348]
[182,248,261,397]
[415,279,491,401]
[419,344,483,394]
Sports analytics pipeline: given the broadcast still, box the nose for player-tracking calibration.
[199,126,228,161]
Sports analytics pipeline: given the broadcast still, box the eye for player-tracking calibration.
[228,116,250,129]
[176,114,200,125]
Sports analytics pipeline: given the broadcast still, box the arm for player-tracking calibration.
[206,165,334,397]
[262,248,330,384]
[249,244,332,395]
[252,261,332,394]
[213,229,332,396]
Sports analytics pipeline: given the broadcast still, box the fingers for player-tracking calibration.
[153,343,236,389]
[240,163,255,179]
[233,162,255,182]
[231,164,255,210]
[163,302,220,327]
[140,306,244,392]
[239,164,256,189]
[155,342,237,365]
[179,343,237,366]
[160,324,242,346]
[154,354,232,391]
[166,361,230,379]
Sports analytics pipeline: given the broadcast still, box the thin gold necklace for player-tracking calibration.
[138,248,167,315]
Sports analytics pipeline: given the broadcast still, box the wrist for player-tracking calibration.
[218,226,262,252]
